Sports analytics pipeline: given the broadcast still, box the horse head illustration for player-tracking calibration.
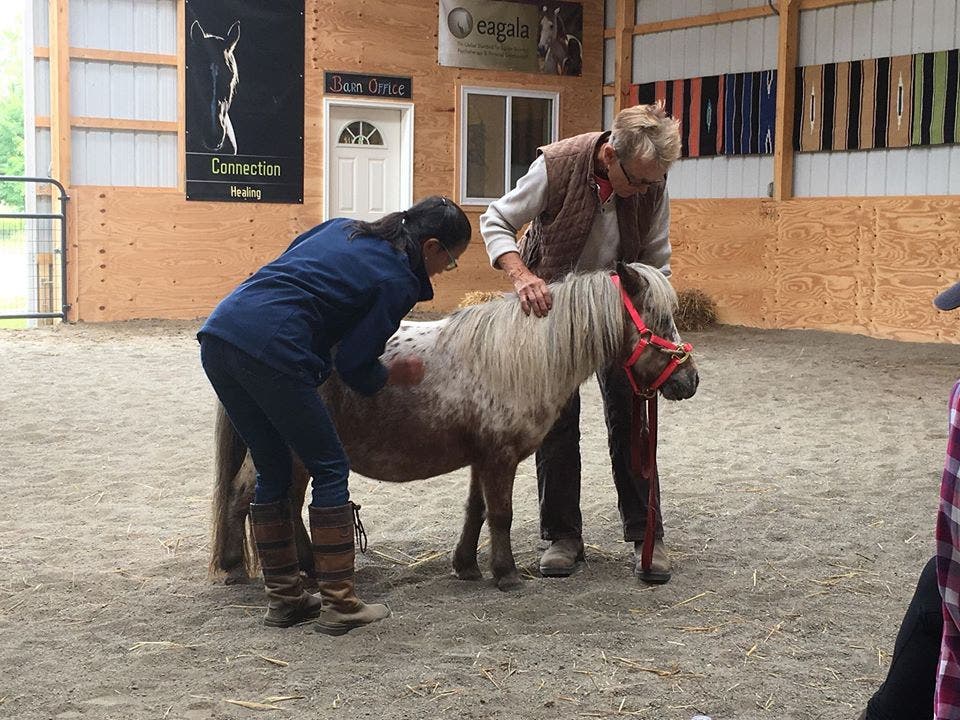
[189,20,241,154]
[538,5,582,77]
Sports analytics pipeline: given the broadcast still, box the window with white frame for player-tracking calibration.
[459,87,559,205]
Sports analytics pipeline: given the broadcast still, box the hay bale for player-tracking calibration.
[457,291,505,309]
[675,288,718,332]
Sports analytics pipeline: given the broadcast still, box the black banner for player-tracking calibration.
[185,0,304,203]
[324,72,413,99]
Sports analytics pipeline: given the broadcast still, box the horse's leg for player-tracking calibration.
[289,455,315,589]
[452,466,486,581]
[222,457,256,584]
[478,461,521,591]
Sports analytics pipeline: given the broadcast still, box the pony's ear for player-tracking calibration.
[226,21,241,52]
[190,20,205,42]
[616,261,647,298]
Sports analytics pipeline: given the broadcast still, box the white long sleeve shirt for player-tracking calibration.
[479,154,672,277]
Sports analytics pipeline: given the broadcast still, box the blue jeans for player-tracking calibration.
[199,334,349,508]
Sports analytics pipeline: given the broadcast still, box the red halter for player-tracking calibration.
[611,272,694,576]
[611,274,693,398]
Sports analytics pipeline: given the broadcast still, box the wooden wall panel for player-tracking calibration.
[669,196,960,344]
[669,199,776,327]
[773,199,872,333]
[73,187,322,320]
[872,197,960,342]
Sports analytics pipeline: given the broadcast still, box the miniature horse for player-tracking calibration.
[210,263,698,590]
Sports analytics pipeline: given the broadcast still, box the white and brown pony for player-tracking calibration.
[538,5,583,76]
[210,262,699,590]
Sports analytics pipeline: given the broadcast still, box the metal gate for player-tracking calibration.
[0,176,69,322]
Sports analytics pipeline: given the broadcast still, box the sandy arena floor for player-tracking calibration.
[2,319,959,720]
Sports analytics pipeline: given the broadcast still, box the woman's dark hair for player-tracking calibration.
[348,196,472,258]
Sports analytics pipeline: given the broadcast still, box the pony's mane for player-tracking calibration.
[437,265,677,400]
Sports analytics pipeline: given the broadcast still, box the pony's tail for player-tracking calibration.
[208,402,254,579]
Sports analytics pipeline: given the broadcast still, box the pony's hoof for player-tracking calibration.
[495,574,522,592]
[454,564,483,581]
[224,568,250,585]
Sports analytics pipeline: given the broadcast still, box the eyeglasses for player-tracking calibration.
[441,243,458,271]
[618,159,664,191]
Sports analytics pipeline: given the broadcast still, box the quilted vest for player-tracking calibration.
[518,131,664,283]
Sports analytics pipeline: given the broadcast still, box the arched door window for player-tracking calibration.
[337,121,384,146]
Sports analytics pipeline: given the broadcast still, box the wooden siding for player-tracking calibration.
[670,195,960,343]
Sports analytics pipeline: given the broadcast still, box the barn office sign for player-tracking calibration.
[438,0,583,76]
[325,72,413,100]
[184,0,305,203]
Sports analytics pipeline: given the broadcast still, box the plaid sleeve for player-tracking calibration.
[936,380,960,719]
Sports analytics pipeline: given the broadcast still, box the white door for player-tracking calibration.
[328,106,403,222]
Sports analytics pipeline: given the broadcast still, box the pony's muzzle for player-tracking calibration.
[660,366,699,401]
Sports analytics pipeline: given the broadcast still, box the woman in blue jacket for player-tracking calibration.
[199,196,471,634]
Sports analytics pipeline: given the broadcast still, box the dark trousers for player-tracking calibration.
[536,364,662,542]
[200,334,350,508]
[866,555,941,720]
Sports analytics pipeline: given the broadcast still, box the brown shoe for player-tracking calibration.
[539,538,585,577]
[249,500,323,627]
[634,537,672,584]
[309,503,390,636]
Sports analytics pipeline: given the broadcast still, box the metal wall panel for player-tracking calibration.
[633,16,778,84]
[632,8,778,198]
[33,0,48,46]
[69,60,176,121]
[795,0,960,196]
[604,0,615,29]
[35,128,52,178]
[72,129,177,186]
[603,95,614,131]
[619,0,960,197]
[37,0,180,187]
[69,0,177,53]
[635,0,761,24]
[34,59,50,117]
[603,37,615,85]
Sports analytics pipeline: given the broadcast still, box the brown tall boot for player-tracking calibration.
[249,500,323,628]
[309,503,390,636]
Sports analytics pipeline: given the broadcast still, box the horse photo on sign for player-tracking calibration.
[538,4,582,77]
[184,0,305,203]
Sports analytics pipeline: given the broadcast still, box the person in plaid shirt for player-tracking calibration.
[860,278,960,720]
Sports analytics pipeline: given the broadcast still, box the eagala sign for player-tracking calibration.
[475,16,530,43]
[445,5,530,44]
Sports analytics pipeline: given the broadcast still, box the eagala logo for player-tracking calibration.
[446,7,473,39]
[447,6,530,43]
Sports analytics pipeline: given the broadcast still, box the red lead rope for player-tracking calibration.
[634,394,658,573]
[611,273,691,575]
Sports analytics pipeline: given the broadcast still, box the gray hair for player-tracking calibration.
[610,101,682,167]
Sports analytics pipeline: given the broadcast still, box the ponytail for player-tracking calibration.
[349,195,472,256]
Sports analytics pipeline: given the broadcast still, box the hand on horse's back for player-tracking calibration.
[387,355,425,386]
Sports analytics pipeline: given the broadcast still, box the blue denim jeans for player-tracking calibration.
[199,334,349,508]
